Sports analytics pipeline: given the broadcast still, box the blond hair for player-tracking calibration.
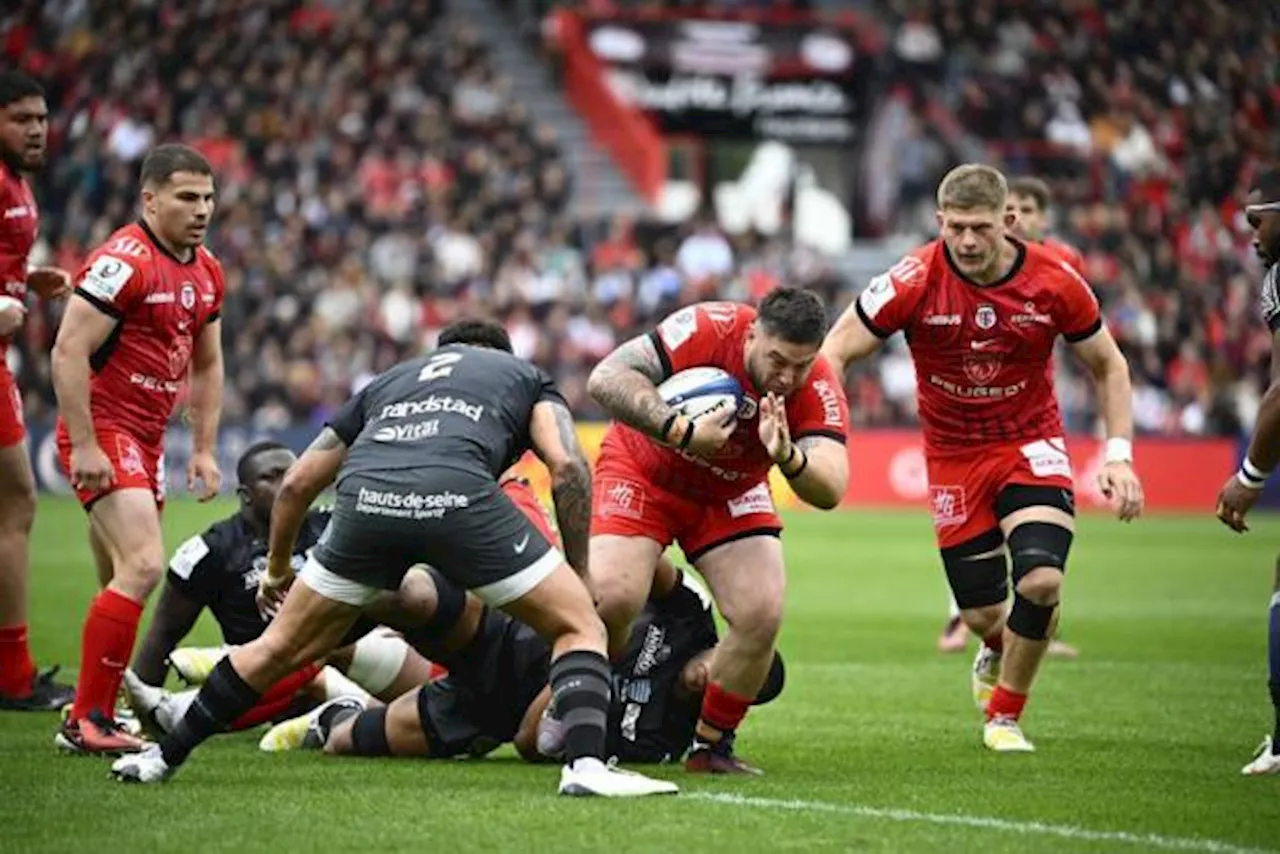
[936,164,1007,212]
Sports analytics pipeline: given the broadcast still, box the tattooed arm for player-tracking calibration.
[530,401,593,575]
[586,334,681,442]
[267,427,349,579]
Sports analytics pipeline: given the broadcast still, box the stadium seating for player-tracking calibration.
[4,0,1275,437]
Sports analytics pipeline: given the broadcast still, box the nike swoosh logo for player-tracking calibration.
[513,534,530,554]
[971,340,998,350]
[101,658,126,669]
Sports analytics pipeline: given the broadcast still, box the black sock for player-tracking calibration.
[549,649,611,765]
[1269,591,1280,753]
[1270,681,1280,755]
[159,658,261,766]
[349,707,392,756]
[320,703,361,735]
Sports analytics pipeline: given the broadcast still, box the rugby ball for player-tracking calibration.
[658,367,743,421]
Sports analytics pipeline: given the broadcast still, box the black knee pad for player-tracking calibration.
[941,529,1008,610]
[401,567,468,646]
[997,483,1075,519]
[1006,522,1073,585]
[1007,593,1056,641]
[350,706,392,757]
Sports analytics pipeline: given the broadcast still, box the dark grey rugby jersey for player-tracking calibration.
[607,573,719,763]
[326,344,567,482]
[1261,263,1280,333]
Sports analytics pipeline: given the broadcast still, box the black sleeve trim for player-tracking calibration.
[1063,316,1103,343]
[854,300,891,339]
[74,288,122,319]
[647,330,673,378]
[794,429,848,446]
[206,309,221,324]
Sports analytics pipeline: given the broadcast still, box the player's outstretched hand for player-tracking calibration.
[187,450,221,502]
[26,267,72,300]
[0,296,26,337]
[256,565,294,620]
[684,408,736,457]
[1216,475,1259,534]
[758,392,793,465]
[1097,461,1144,522]
[69,442,115,494]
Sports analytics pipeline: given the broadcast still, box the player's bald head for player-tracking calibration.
[937,164,1008,213]
[139,144,213,189]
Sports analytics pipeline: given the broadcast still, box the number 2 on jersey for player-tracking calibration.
[418,352,463,382]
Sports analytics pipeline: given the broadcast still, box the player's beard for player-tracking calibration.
[0,146,42,174]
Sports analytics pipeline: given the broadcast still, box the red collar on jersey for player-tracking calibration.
[942,236,1026,289]
[137,218,197,266]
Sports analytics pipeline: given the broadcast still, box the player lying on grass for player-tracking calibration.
[260,553,784,764]
[121,441,441,738]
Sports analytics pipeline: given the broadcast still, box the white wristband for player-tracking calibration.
[1237,470,1266,491]
[1104,437,1132,464]
[1238,458,1271,490]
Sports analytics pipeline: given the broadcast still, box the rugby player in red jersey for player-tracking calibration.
[51,144,225,754]
[1008,175,1085,274]
[937,176,1085,658]
[0,70,75,711]
[587,287,849,773]
[823,164,1143,752]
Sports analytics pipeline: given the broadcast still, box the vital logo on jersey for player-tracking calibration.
[372,420,440,443]
[80,256,134,302]
[974,304,997,330]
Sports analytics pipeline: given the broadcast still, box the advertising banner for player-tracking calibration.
[27,422,1244,516]
[581,15,870,144]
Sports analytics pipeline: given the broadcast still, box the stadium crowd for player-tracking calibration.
[3,0,1277,438]
[876,0,1280,436]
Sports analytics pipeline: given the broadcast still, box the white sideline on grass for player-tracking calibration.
[687,793,1273,854]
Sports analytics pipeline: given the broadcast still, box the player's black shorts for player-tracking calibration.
[312,467,560,605]
[416,607,551,758]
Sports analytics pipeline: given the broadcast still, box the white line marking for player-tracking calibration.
[687,793,1272,854]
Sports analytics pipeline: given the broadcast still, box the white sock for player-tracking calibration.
[321,667,371,702]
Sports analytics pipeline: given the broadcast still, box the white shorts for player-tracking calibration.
[470,548,562,607]
[298,553,381,608]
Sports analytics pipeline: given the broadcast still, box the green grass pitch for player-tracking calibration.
[1,498,1276,853]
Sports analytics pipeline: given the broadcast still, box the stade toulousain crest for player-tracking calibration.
[974,304,997,330]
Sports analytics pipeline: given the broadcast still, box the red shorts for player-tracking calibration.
[55,425,166,512]
[926,437,1074,550]
[591,446,782,561]
[500,475,561,548]
[0,367,25,447]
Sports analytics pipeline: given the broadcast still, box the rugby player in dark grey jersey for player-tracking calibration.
[113,319,677,797]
